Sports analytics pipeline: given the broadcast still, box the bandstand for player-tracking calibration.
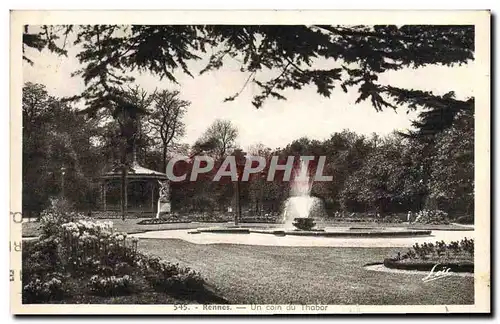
[99,159,168,216]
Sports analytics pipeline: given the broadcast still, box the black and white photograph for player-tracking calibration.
[10,10,490,314]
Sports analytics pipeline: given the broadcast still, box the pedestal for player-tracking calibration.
[156,199,171,218]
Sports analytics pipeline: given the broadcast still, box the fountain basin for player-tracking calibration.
[282,229,431,238]
[292,217,316,231]
[189,227,250,234]
[187,226,432,238]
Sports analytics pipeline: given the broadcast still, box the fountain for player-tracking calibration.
[184,156,433,240]
[282,159,325,231]
[292,217,317,231]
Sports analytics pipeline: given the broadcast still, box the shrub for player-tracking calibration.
[460,238,474,256]
[143,258,205,295]
[39,197,87,237]
[163,271,205,295]
[376,215,403,223]
[89,274,133,296]
[413,209,450,225]
[23,274,65,303]
[456,215,474,225]
[406,249,416,259]
[435,240,447,257]
[23,236,64,281]
[447,241,461,254]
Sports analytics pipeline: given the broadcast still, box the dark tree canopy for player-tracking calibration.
[23,24,474,117]
[398,91,474,139]
[22,82,474,218]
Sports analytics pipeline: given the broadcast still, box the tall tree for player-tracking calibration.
[399,92,474,139]
[148,90,189,171]
[428,109,474,215]
[246,143,273,215]
[194,119,238,161]
[106,86,153,220]
[22,82,100,216]
[340,134,405,213]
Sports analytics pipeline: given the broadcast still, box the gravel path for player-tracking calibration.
[132,229,476,247]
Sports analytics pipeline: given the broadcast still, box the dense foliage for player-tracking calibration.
[23,82,474,220]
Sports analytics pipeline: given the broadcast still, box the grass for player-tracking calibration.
[21,219,216,237]
[137,239,474,305]
[22,217,473,238]
[22,222,41,237]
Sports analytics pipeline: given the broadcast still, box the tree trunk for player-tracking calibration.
[120,166,128,221]
[162,145,168,173]
[235,180,240,226]
[120,140,128,221]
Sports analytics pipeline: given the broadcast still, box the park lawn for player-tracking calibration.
[21,218,220,237]
[22,218,473,238]
[22,222,41,237]
[138,239,474,305]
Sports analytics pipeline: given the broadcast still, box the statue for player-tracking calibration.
[156,180,171,218]
[158,180,170,199]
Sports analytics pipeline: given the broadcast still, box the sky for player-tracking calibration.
[22,29,474,151]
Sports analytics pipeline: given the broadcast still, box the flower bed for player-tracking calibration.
[136,213,281,225]
[382,238,474,273]
[383,258,474,272]
[22,205,228,304]
[137,218,191,225]
[90,211,141,219]
[332,217,376,223]
[137,213,236,224]
[240,216,279,223]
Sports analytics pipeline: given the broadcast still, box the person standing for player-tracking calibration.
[407,211,412,224]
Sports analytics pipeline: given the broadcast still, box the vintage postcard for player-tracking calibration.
[10,10,490,315]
